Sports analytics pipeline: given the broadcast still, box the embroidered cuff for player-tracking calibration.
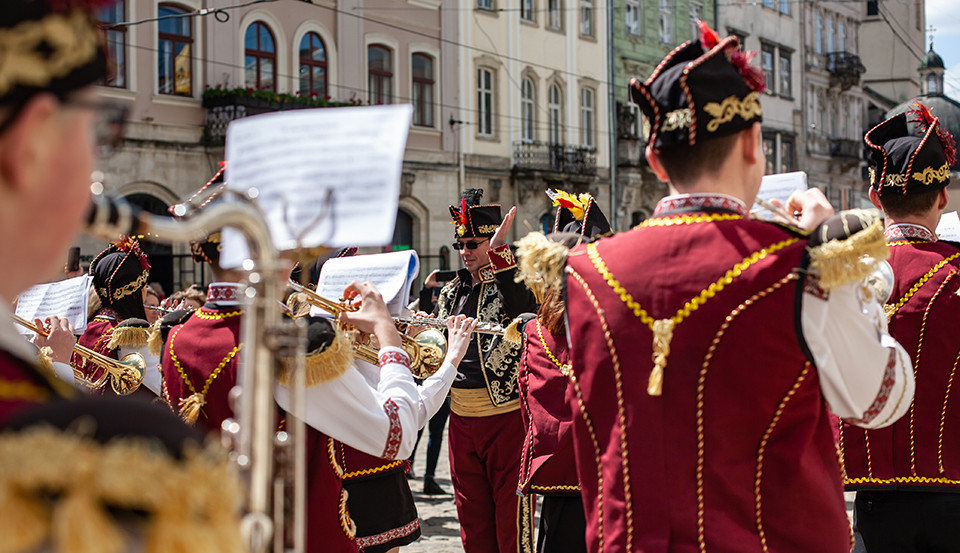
[488,244,516,273]
[380,398,402,459]
[378,347,410,369]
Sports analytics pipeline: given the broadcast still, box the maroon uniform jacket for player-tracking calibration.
[841,233,960,491]
[71,312,119,395]
[0,350,64,424]
[517,317,580,496]
[565,209,850,553]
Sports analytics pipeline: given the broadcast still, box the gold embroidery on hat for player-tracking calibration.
[884,173,907,187]
[641,116,652,141]
[0,11,101,97]
[912,162,951,185]
[477,224,500,234]
[702,91,762,133]
[111,271,149,301]
[661,109,692,132]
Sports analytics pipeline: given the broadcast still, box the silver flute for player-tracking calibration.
[394,316,505,336]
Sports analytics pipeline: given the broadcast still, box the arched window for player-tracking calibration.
[412,54,435,127]
[299,32,327,97]
[158,4,192,96]
[368,45,393,105]
[245,22,276,91]
[548,84,563,144]
[521,77,535,142]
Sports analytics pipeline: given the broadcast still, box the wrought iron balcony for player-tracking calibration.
[513,141,597,175]
[826,52,866,90]
[829,138,861,159]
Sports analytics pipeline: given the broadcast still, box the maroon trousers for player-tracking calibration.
[449,409,527,553]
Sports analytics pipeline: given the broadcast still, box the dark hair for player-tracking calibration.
[653,132,740,186]
[877,188,940,219]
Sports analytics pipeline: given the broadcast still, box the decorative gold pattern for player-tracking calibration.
[326,437,357,539]
[845,475,960,486]
[168,325,241,424]
[635,213,742,228]
[884,252,960,321]
[912,162,951,185]
[695,274,798,553]
[193,308,243,320]
[341,459,405,480]
[661,108,692,132]
[530,484,580,492]
[938,350,960,474]
[477,224,499,234]
[0,11,101,97]
[702,91,762,132]
[536,318,571,377]
[108,271,150,301]
[587,238,799,397]
[870,169,907,188]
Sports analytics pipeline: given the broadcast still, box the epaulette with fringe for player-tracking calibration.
[807,209,889,291]
[514,232,574,302]
[503,313,537,345]
[106,318,151,351]
[148,309,195,358]
[276,319,354,387]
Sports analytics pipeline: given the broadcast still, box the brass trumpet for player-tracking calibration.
[287,281,447,378]
[12,314,146,395]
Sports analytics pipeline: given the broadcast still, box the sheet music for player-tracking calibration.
[15,275,92,336]
[313,251,420,317]
[220,105,412,268]
[755,171,808,220]
[937,211,960,242]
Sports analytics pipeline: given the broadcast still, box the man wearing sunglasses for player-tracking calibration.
[0,0,122,421]
[435,188,539,553]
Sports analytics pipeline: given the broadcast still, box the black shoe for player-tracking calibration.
[406,469,417,480]
[422,476,446,495]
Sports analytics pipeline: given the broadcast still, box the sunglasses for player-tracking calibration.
[452,238,490,251]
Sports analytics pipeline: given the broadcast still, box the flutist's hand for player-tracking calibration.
[443,315,477,368]
[34,316,75,364]
[340,281,402,349]
[776,188,834,231]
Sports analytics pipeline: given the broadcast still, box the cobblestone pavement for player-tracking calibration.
[405,429,465,553]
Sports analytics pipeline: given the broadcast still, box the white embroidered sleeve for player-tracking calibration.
[416,360,457,428]
[802,281,915,429]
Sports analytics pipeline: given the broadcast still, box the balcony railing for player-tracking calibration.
[513,141,597,175]
[825,52,866,90]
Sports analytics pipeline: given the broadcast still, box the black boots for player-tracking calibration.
[422,475,446,495]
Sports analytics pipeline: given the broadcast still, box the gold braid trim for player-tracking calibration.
[276,327,354,387]
[341,459,405,480]
[635,213,742,228]
[530,484,580,492]
[587,237,800,395]
[168,326,241,424]
[536,318,571,377]
[808,216,889,292]
[326,437,357,539]
[192,308,242,320]
[884,252,960,321]
[0,426,242,553]
[106,326,149,351]
[845,475,960,486]
[514,232,572,300]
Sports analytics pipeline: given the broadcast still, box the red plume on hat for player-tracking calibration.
[699,20,766,93]
[909,102,957,167]
[113,236,150,272]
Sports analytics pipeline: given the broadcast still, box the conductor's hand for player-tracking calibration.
[443,315,477,368]
[490,206,517,249]
[34,316,76,364]
[778,188,834,231]
[339,281,401,349]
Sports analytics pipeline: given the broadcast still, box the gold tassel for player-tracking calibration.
[107,326,150,351]
[37,346,55,374]
[648,319,674,396]
[0,487,50,553]
[147,319,165,359]
[54,489,126,553]
[808,214,889,292]
[514,232,571,293]
[503,317,524,344]
[883,303,896,323]
[277,329,355,387]
[178,393,206,424]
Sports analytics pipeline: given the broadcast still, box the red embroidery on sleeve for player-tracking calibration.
[847,349,898,426]
[381,398,402,459]
[378,350,410,368]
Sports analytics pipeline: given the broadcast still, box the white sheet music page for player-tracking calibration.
[15,275,92,336]
[313,251,420,318]
[219,105,412,268]
[755,171,808,220]
[936,211,960,242]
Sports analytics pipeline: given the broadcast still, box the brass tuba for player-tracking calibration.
[286,280,446,378]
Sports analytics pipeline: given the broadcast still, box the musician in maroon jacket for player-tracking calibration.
[0,0,115,421]
[563,22,914,553]
[516,193,609,553]
[840,103,960,553]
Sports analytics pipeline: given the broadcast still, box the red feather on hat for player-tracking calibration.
[698,21,719,50]
[112,236,150,272]
[909,102,957,167]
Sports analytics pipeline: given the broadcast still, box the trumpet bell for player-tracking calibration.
[110,352,147,395]
[862,258,895,305]
[409,329,447,379]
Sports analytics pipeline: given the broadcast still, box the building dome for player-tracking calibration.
[886,95,960,168]
[919,43,945,70]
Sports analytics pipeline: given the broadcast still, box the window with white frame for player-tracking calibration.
[815,13,823,54]
[659,0,672,44]
[580,87,595,148]
[477,0,493,10]
[779,0,789,15]
[158,3,192,96]
[626,0,641,36]
[521,0,534,21]
[97,2,126,88]
[245,22,277,92]
[548,84,563,144]
[521,77,536,142]
[368,45,393,105]
[761,43,775,94]
[548,0,562,30]
[826,16,834,53]
[689,3,702,39]
[412,53,435,127]
[477,68,494,137]
[779,49,791,97]
[580,0,593,37]
[838,20,845,52]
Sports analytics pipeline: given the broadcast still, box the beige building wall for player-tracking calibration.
[860,0,924,105]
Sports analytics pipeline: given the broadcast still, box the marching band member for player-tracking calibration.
[72,237,159,398]
[840,103,960,552]
[562,22,913,553]
[437,188,540,553]
[514,192,610,553]
[0,0,116,420]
